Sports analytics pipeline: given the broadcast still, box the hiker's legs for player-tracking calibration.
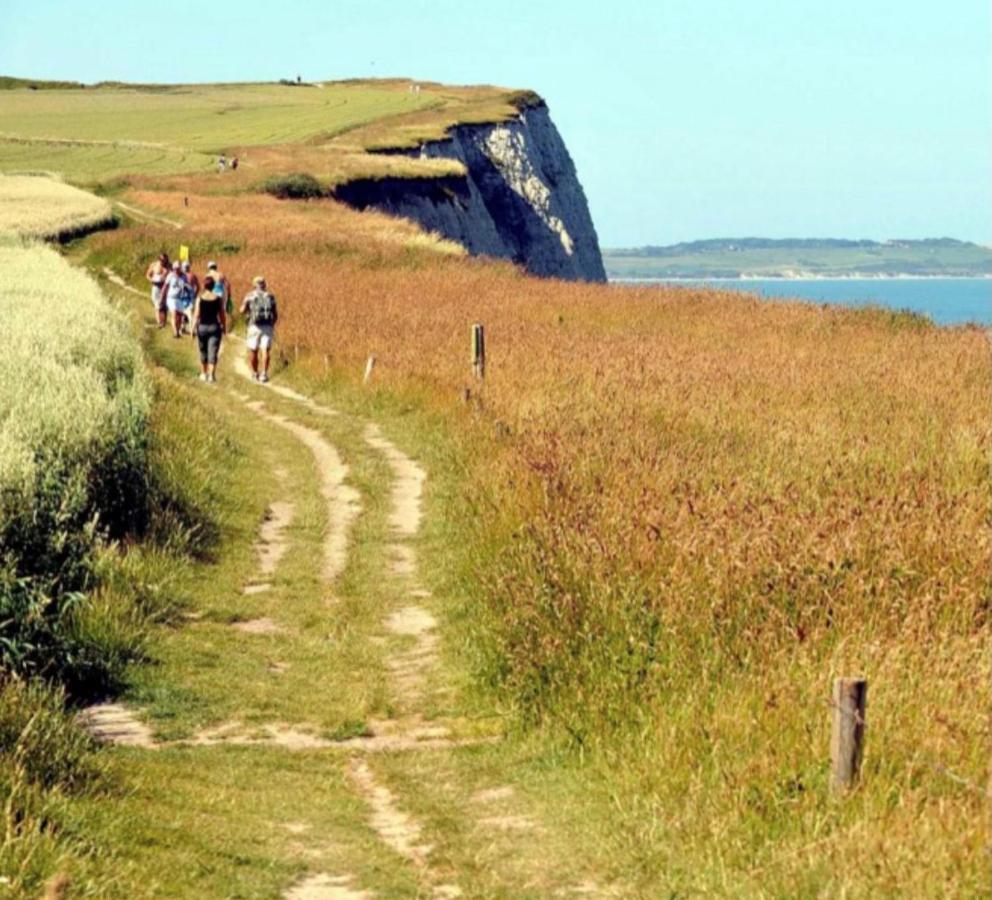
[248,348,259,375]
[172,308,183,337]
[258,327,274,378]
[152,287,166,327]
[206,332,221,381]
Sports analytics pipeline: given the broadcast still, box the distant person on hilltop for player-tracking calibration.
[146,252,170,328]
[191,275,227,383]
[240,276,278,383]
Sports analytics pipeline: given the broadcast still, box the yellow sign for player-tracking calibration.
[179,244,190,262]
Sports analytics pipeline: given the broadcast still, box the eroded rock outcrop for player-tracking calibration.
[334,102,606,282]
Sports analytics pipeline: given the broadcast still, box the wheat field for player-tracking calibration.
[0,174,114,238]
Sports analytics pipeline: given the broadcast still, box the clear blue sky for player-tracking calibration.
[3,0,990,246]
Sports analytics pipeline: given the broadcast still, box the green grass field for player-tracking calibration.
[0,83,438,149]
[0,82,442,182]
[0,79,530,186]
[0,138,214,182]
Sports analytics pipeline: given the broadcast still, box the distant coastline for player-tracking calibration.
[604,238,992,280]
[611,274,992,283]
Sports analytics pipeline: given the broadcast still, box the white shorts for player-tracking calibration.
[246,323,274,351]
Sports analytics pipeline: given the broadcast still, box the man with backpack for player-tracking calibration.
[240,276,278,383]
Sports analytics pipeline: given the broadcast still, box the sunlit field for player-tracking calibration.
[0,173,114,238]
[89,187,991,892]
[5,70,984,893]
[0,79,529,185]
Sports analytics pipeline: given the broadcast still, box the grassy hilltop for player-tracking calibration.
[0,76,537,186]
[1,78,989,897]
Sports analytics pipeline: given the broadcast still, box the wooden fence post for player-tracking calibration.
[363,355,376,384]
[830,677,867,793]
[471,323,485,380]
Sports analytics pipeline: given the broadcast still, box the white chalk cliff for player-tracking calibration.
[334,101,606,282]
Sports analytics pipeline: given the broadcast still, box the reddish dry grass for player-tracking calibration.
[93,189,992,891]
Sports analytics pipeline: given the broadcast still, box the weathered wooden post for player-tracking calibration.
[830,677,867,793]
[364,355,376,384]
[471,323,485,380]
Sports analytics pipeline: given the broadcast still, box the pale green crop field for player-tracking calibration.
[0,138,214,182]
[0,83,439,147]
[0,82,441,181]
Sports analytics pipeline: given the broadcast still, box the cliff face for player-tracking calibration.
[334,103,606,282]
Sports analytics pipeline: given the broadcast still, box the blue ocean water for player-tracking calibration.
[615,278,991,326]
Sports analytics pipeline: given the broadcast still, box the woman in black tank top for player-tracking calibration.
[192,275,227,383]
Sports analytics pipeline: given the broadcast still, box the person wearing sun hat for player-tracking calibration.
[240,275,278,383]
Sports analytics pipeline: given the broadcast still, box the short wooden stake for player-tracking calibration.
[830,677,867,793]
[471,323,485,380]
[363,355,376,384]
[293,343,299,363]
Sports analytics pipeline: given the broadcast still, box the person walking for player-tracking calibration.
[145,252,170,328]
[163,261,189,338]
[240,276,278,383]
[191,275,226,383]
[180,261,199,334]
[206,260,231,317]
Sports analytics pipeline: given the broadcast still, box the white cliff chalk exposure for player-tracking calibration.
[333,101,605,282]
[481,119,575,257]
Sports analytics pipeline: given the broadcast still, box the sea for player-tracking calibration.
[611,278,991,327]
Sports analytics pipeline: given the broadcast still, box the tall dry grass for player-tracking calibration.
[94,189,991,892]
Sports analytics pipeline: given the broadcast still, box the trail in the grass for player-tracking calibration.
[82,267,618,898]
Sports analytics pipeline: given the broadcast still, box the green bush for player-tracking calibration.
[261,172,324,200]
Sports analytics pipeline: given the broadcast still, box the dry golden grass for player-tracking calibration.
[91,188,991,893]
[328,80,536,150]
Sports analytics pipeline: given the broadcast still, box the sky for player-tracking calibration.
[2,0,990,246]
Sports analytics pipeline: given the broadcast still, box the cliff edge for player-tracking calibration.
[334,101,606,282]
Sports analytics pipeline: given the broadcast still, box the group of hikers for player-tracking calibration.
[145,254,278,383]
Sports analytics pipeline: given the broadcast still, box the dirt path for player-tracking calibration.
[82,272,609,896]
[241,398,358,585]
